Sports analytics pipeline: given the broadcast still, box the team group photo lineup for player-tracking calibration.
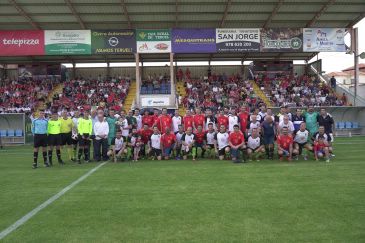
[29,70,336,169]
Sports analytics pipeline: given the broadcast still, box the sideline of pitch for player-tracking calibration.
[0,161,107,240]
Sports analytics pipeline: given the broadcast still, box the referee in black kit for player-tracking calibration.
[31,110,50,169]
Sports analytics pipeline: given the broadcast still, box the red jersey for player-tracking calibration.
[193,114,205,128]
[161,133,176,148]
[277,135,293,150]
[142,115,154,128]
[158,115,172,133]
[183,115,194,130]
[139,128,153,144]
[217,115,229,129]
[194,131,205,144]
[229,131,245,146]
[238,112,249,132]
[152,114,159,126]
[314,142,327,152]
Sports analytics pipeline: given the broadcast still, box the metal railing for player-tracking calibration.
[310,64,365,106]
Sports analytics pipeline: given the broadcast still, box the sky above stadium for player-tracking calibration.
[312,18,365,73]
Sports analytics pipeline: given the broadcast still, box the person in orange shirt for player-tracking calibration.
[217,109,229,131]
[161,127,176,160]
[277,127,295,161]
[157,108,172,133]
[183,109,194,131]
[228,125,246,163]
[193,107,205,131]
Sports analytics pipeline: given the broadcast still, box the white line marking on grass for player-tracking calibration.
[0,162,107,240]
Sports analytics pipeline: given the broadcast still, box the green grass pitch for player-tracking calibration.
[0,137,364,242]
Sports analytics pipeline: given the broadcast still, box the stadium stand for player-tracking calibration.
[255,74,346,107]
[0,77,57,113]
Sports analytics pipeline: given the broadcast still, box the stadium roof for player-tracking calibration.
[0,0,364,64]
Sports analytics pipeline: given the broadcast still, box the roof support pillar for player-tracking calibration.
[135,53,140,108]
[170,52,176,107]
[353,28,359,106]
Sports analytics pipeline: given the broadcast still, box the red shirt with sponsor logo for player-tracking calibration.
[238,112,249,132]
[139,128,153,144]
[217,115,229,129]
[277,134,293,150]
[142,115,154,128]
[161,133,176,148]
[229,131,245,146]
[183,115,194,130]
[194,131,205,144]
[157,115,172,133]
[193,114,205,128]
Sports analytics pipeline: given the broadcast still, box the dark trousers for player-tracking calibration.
[94,138,108,161]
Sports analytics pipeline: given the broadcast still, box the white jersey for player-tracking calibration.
[228,115,239,132]
[117,119,129,137]
[181,133,195,151]
[150,133,162,149]
[172,116,182,133]
[72,117,79,136]
[294,130,309,144]
[134,115,142,130]
[214,132,229,150]
[278,121,295,134]
[175,132,184,143]
[113,137,124,151]
[247,135,262,150]
[205,131,216,145]
[248,121,261,135]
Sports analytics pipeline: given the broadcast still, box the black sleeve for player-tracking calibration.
[274,115,279,123]
[181,134,186,141]
[214,133,218,140]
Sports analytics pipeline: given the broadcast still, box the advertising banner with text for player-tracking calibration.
[91,29,136,54]
[260,28,303,52]
[216,28,260,52]
[303,28,346,52]
[0,30,45,56]
[136,29,171,53]
[45,30,91,55]
[171,28,216,53]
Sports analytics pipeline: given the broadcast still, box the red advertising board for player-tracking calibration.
[0,30,45,56]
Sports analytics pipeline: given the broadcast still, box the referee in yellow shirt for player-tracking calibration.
[60,111,74,161]
[47,112,64,165]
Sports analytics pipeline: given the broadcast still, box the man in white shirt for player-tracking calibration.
[93,110,109,161]
[133,108,143,130]
[116,115,130,139]
[172,110,182,133]
[247,128,265,161]
[214,124,230,160]
[149,126,162,160]
[107,131,127,162]
[278,114,295,134]
[181,127,196,160]
[228,111,239,133]
[293,122,313,160]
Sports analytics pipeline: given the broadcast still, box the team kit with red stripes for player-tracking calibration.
[31,105,335,168]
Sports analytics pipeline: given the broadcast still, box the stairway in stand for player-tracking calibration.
[34,83,64,116]
[123,81,136,111]
[176,81,186,116]
[250,80,272,107]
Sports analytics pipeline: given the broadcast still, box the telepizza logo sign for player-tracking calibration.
[0,30,45,56]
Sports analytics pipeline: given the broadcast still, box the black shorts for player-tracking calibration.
[61,132,72,146]
[151,148,162,157]
[248,147,261,153]
[34,134,48,148]
[295,142,307,149]
[48,134,61,146]
[206,144,215,149]
[218,146,230,156]
[78,134,91,146]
